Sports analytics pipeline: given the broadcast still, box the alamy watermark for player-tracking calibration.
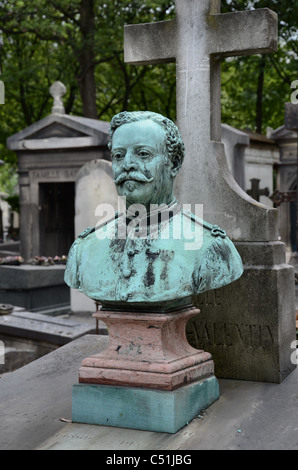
[291,80,298,104]
[94,197,204,251]
[0,80,4,104]
[0,340,5,365]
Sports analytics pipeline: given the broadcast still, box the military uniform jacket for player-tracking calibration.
[65,203,243,305]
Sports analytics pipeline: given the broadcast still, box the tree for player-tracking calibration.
[221,0,298,133]
[0,0,177,193]
[0,0,296,193]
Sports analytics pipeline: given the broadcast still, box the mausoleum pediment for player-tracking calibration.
[28,122,87,140]
[271,125,297,141]
[7,114,110,151]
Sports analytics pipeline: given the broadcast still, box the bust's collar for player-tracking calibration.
[118,199,180,226]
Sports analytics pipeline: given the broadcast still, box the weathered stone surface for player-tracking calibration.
[79,307,214,391]
[75,159,118,238]
[221,124,249,190]
[0,310,95,346]
[285,102,298,131]
[124,0,295,385]
[124,1,278,241]
[187,242,296,383]
[271,125,297,251]
[0,265,69,313]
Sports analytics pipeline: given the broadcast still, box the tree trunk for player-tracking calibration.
[256,57,266,134]
[78,0,98,119]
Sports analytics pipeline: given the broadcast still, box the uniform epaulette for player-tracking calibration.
[182,208,204,227]
[183,209,226,238]
[209,225,226,238]
[78,213,121,240]
[78,227,95,239]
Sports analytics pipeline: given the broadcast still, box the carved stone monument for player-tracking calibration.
[124,0,296,383]
[67,111,243,433]
[49,81,67,115]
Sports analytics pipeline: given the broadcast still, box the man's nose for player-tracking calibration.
[123,150,138,171]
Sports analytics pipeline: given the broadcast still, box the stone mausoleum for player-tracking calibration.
[7,97,110,261]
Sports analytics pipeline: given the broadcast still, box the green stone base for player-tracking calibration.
[72,376,220,434]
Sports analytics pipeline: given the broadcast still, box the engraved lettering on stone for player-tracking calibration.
[191,322,274,349]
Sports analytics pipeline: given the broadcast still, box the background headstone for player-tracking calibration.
[0,192,11,242]
[244,130,279,207]
[221,124,249,190]
[71,160,118,313]
[271,122,297,252]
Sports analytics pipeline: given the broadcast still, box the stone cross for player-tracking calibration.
[125,0,277,144]
[122,2,297,387]
[49,81,67,115]
[124,0,278,239]
[247,178,269,202]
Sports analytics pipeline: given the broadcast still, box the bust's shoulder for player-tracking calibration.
[77,212,121,242]
[180,209,227,239]
[78,226,95,239]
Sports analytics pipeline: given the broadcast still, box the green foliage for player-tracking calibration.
[0,162,18,195]
[5,193,19,212]
[0,0,296,186]
[221,0,298,133]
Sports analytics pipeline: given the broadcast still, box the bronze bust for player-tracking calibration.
[65,111,243,310]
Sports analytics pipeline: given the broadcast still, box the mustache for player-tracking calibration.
[114,171,154,185]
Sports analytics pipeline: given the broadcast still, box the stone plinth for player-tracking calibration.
[79,306,214,391]
[72,377,219,434]
[73,305,219,433]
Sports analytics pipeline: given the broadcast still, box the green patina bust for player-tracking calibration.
[65,111,243,310]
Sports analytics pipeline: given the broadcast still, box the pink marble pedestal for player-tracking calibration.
[79,305,215,391]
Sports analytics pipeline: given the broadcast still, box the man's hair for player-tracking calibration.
[108,111,185,170]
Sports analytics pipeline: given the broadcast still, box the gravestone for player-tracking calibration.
[221,125,278,206]
[247,178,269,202]
[0,192,10,242]
[244,130,279,207]
[0,264,69,313]
[284,103,298,253]
[221,124,249,190]
[124,0,296,383]
[272,121,297,252]
[71,160,118,313]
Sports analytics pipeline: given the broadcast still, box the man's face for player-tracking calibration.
[111,119,174,209]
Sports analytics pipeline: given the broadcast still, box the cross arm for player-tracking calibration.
[211,8,278,57]
[124,20,177,65]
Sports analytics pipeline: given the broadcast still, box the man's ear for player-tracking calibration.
[170,159,181,178]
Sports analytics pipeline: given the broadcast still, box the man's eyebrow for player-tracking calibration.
[133,144,155,150]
